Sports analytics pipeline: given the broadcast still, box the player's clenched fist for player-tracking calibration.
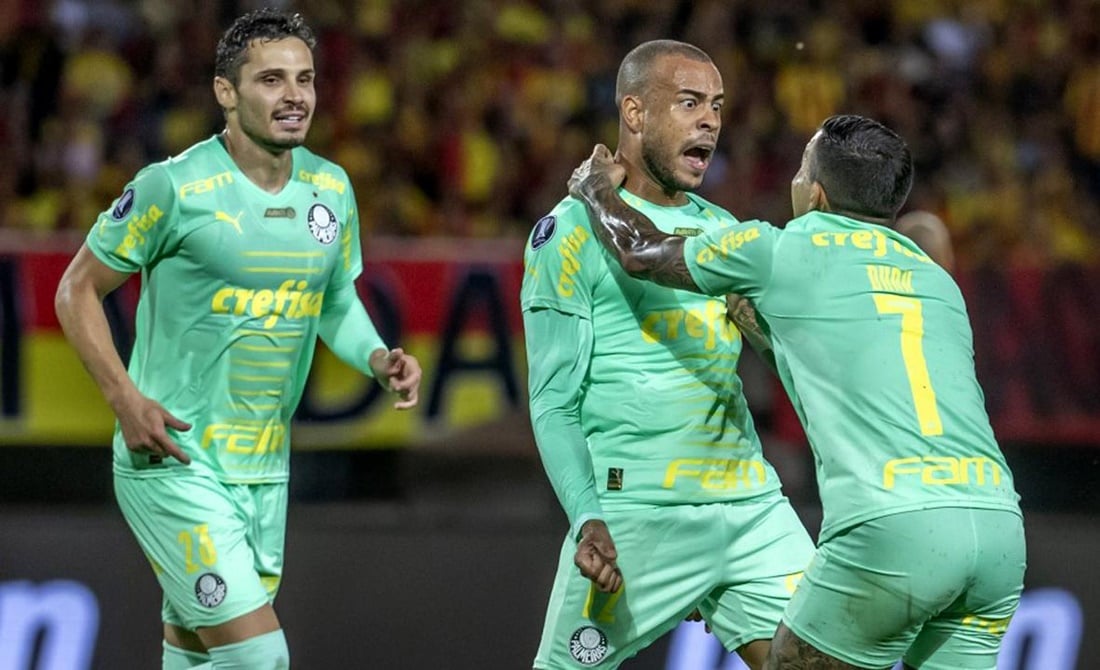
[574,519,623,593]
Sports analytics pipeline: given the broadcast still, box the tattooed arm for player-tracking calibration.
[726,293,778,374]
[567,145,701,293]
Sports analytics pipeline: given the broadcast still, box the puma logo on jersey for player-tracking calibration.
[216,210,245,234]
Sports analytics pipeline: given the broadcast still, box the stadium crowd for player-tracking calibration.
[0,0,1097,269]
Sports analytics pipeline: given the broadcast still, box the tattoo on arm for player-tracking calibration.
[576,184,700,292]
[726,295,771,351]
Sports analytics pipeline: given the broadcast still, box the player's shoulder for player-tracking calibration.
[525,197,592,253]
[134,136,226,184]
[685,193,740,226]
[896,210,955,273]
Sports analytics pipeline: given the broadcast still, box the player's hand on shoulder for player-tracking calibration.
[574,519,623,593]
[370,347,421,410]
[568,145,626,201]
[112,389,192,464]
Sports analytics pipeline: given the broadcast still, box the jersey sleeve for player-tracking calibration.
[86,164,180,272]
[523,307,603,538]
[520,201,601,320]
[683,220,780,300]
[319,180,384,376]
[333,179,365,285]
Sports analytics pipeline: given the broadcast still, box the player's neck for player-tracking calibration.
[824,206,894,227]
[618,154,689,207]
[220,129,293,194]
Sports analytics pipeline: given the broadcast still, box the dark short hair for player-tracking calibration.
[215,8,317,85]
[615,40,713,106]
[809,115,913,219]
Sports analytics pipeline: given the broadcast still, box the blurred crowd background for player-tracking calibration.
[1,0,1097,270]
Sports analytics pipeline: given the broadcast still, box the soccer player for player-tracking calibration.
[567,115,1025,669]
[53,9,421,669]
[522,40,814,670]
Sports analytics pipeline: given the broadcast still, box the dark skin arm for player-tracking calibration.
[567,145,698,292]
[726,294,777,373]
[569,144,777,368]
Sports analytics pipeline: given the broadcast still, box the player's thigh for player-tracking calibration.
[115,474,277,630]
[905,509,1026,670]
[533,506,727,669]
[783,509,984,669]
[701,496,814,653]
[239,482,289,601]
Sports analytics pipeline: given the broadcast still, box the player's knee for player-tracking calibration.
[207,629,289,669]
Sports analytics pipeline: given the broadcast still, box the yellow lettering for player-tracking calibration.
[874,230,888,257]
[664,460,705,488]
[640,313,661,344]
[637,300,731,349]
[662,310,684,340]
[555,226,589,298]
[202,423,286,455]
[180,172,233,198]
[297,169,347,194]
[851,231,873,249]
[251,290,274,318]
[664,458,767,490]
[812,232,829,246]
[865,265,915,295]
[883,456,1002,489]
[212,288,233,313]
[883,456,923,489]
[684,308,704,340]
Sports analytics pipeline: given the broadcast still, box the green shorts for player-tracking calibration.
[114,473,288,630]
[783,507,1026,669]
[534,495,814,669]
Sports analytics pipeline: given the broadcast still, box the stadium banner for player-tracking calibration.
[1,234,1098,447]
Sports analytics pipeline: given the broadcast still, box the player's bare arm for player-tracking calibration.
[726,294,778,372]
[568,145,700,293]
[55,245,191,464]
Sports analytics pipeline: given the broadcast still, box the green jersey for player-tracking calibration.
[522,190,782,513]
[87,136,362,484]
[683,211,1020,541]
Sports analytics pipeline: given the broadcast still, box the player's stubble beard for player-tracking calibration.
[641,138,700,196]
[237,104,311,154]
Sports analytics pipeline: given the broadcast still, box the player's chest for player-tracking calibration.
[177,192,346,289]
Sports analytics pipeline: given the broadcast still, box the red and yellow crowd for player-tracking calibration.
[1,0,1097,269]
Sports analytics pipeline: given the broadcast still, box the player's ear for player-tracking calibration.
[810,181,830,212]
[213,76,237,112]
[621,95,644,134]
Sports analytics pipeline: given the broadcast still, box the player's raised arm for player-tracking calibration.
[567,145,699,292]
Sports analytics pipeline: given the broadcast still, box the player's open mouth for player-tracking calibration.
[274,112,308,129]
[683,145,713,172]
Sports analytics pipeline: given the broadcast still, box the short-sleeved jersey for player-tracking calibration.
[87,136,362,484]
[521,191,783,511]
[683,211,1020,541]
